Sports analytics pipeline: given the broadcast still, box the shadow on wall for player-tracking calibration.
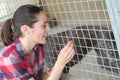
[44,25,120,74]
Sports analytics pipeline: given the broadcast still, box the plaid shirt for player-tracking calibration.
[0,38,44,80]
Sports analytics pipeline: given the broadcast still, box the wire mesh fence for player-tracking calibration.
[0,0,120,80]
[42,0,120,80]
[0,0,40,21]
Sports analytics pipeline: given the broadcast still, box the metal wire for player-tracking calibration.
[0,0,120,80]
[0,0,40,21]
[43,0,120,80]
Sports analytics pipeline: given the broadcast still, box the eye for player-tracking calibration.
[43,23,49,28]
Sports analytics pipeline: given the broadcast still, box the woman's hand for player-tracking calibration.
[47,41,75,80]
[56,41,75,66]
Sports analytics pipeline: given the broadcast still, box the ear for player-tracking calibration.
[21,25,30,35]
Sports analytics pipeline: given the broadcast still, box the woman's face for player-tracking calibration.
[30,12,50,44]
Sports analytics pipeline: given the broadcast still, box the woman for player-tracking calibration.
[0,4,75,80]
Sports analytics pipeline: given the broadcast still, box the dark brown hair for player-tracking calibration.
[1,5,43,46]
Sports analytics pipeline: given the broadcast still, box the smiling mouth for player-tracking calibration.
[44,34,49,37]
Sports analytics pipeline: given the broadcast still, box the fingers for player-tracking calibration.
[67,48,75,60]
[62,41,74,52]
[57,40,75,66]
[61,40,75,62]
[64,43,74,57]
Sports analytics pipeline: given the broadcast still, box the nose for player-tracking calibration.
[46,24,50,32]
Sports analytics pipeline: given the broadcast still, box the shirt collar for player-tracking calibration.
[14,38,26,59]
[14,38,43,59]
